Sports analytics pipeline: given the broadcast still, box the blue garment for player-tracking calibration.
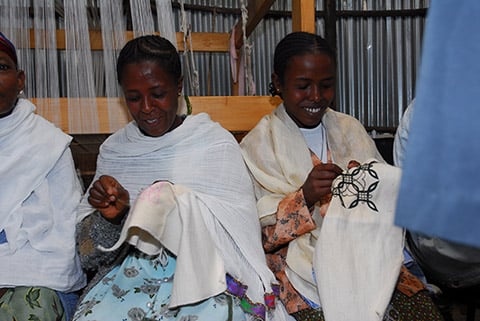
[57,291,78,321]
[73,250,246,321]
[395,1,480,248]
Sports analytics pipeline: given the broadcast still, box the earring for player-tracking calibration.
[18,90,24,97]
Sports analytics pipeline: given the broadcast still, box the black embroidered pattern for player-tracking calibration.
[332,160,380,212]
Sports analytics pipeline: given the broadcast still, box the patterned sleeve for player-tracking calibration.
[262,189,317,253]
[76,211,125,272]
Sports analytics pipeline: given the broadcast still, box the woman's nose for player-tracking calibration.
[311,85,322,102]
[141,97,153,112]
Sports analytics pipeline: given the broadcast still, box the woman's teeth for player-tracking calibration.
[305,107,321,113]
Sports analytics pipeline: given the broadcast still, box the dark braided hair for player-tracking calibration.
[116,35,181,84]
[269,32,336,96]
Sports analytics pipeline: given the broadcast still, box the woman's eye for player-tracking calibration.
[125,96,140,102]
[152,93,165,99]
[0,64,10,71]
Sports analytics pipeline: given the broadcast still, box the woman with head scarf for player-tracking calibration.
[0,32,86,321]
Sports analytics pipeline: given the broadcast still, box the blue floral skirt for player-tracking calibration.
[73,250,247,321]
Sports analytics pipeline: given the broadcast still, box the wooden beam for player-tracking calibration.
[234,0,276,49]
[324,0,337,53]
[28,30,230,52]
[32,96,281,134]
[292,0,316,33]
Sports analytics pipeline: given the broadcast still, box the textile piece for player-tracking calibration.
[315,161,404,321]
[103,181,227,308]
[395,1,480,248]
[0,98,85,292]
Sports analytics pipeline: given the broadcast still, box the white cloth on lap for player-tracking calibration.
[315,160,404,321]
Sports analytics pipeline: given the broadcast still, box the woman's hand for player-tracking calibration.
[88,175,130,224]
[302,163,343,208]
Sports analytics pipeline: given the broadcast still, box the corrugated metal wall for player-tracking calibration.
[174,0,429,130]
[9,0,429,131]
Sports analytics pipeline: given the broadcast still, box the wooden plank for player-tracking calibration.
[292,0,316,33]
[29,30,230,52]
[190,96,281,131]
[234,0,276,49]
[32,96,281,134]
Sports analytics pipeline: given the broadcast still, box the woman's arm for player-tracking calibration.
[76,210,125,272]
[262,189,317,253]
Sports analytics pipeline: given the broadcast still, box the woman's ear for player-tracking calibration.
[17,69,25,93]
[177,76,184,95]
[271,72,281,93]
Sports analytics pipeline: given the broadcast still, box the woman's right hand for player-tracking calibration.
[302,162,343,208]
[87,175,130,223]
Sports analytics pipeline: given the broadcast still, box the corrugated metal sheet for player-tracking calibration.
[9,0,429,130]
[175,0,429,130]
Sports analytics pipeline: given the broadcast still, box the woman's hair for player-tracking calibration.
[269,31,336,96]
[116,35,181,84]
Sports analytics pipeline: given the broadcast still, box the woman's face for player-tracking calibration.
[120,60,182,137]
[0,51,24,118]
[273,52,336,128]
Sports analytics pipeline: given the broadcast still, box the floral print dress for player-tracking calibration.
[73,249,247,321]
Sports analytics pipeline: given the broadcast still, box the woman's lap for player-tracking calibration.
[0,286,66,321]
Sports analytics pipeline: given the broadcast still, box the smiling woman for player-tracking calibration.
[117,36,184,137]
[73,35,292,321]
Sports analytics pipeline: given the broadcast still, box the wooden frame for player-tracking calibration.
[27,1,315,134]
[33,96,282,134]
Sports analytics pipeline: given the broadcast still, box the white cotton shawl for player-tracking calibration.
[0,99,85,291]
[315,161,404,321]
[77,113,291,320]
[0,99,71,249]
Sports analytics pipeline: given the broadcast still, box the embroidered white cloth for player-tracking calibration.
[0,98,85,291]
[315,160,404,321]
[240,104,384,226]
[77,113,291,320]
[240,104,385,307]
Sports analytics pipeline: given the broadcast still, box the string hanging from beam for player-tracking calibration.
[64,0,98,133]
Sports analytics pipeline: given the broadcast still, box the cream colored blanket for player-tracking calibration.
[241,104,393,318]
[315,160,404,321]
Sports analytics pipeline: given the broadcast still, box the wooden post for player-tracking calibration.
[292,0,316,33]
[324,0,337,53]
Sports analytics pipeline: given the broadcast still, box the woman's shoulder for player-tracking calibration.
[185,112,238,142]
[323,108,365,128]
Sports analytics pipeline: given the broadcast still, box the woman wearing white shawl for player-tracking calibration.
[74,35,291,321]
[240,32,443,321]
[0,32,85,321]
